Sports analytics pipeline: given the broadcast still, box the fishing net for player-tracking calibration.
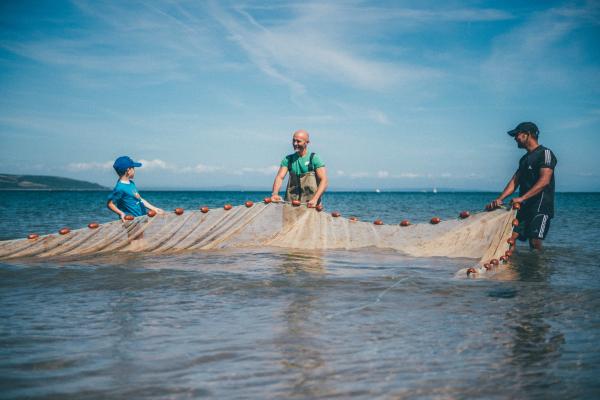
[0,202,516,277]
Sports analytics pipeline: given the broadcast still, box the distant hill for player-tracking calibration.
[0,174,107,190]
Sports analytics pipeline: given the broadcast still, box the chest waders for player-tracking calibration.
[285,152,321,205]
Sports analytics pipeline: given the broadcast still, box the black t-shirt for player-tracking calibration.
[517,145,557,217]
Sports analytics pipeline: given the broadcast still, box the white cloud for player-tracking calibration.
[241,165,279,175]
[377,170,389,178]
[67,161,113,171]
[350,172,370,179]
[138,159,174,170]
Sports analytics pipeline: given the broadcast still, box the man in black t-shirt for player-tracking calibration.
[488,122,557,250]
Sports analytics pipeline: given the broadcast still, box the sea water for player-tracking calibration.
[0,191,599,399]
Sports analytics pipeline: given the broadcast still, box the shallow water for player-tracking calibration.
[0,192,599,399]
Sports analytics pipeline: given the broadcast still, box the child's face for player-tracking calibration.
[127,167,135,178]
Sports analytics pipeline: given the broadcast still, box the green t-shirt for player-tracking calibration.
[280,152,325,176]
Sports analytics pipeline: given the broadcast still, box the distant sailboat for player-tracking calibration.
[375,189,381,193]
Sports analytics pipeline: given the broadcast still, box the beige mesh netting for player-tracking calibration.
[0,202,516,277]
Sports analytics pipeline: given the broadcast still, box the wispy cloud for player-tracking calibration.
[209,1,440,95]
[482,4,600,91]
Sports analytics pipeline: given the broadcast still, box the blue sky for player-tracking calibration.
[1,0,599,191]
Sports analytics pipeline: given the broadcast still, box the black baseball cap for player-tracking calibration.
[507,122,539,137]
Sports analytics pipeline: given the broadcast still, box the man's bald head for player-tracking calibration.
[293,129,310,141]
[292,129,310,155]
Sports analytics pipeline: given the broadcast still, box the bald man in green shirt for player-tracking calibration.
[271,129,329,207]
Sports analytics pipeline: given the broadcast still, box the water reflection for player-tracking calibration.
[275,251,331,397]
[507,252,565,391]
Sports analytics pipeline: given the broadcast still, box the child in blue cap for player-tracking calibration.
[107,156,163,221]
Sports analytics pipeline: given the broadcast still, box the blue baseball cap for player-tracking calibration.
[113,156,142,174]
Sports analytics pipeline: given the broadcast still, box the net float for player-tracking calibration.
[484,263,491,270]
[349,216,358,222]
[291,200,301,207]
[373,219,384,225]
[512,202,521,210]
[466,267,477,276]
[263,197,272,204]
[200,206,209,213]
[88,222,99,229]
[124,215,135,221]
[459,211,470,219]
[245,201,254,208]
[27,233,39,240]
[512,219,519,227]
[59,228,70,235]
[400,220,411,227]
[147,210,157,217]
[315,204,324,212]
[430,217,441,224]
[174,208,184,215]
[331,211,341,218]
[224,204,233,210]
[491,259,499,265]
[505,250,513,257]
[499,255,507,263]
[507,238,515,246]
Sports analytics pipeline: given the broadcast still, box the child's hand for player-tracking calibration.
[120,213,127,222]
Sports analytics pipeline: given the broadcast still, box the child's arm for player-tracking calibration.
[107,200,127,222]
[140,198,164,214]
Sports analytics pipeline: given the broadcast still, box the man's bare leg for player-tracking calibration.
[529,238,543,250]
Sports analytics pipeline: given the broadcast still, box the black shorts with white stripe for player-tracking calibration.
[514,211,552,241]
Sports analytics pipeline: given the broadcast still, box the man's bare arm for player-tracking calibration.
[488,171,519,209]
[271,166,288,202]
[511,168,553,204]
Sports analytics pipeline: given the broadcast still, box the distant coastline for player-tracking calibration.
[0,174,108,191]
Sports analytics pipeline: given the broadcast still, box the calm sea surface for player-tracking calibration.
[1,191,599,399]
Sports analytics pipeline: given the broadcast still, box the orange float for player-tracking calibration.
[124,215,135,221]
[373,219,384,225]
[499,255,507,263]
[88,222,99,229]
[59,228,70,235]
[291,200,301,207]
[507,238,515,246]
[459,211,470,219]
[200,206,209,213]
[466,267,477,276]
[174,208,184,215]
[512,219,519,227]
[331,211,341,218]
[484,263,491,270]
[400,220,411,227]
[349,216,358,222]
[490,259,499,266]
[224,204,233,210]
[315,204,324,212]
[263,197,272,204]
[505,250,513,257]
[27,233,39,240]
[245,201,254,208]
[147,210,157,217]
[430,217,441,225]
[512,202,521,210]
